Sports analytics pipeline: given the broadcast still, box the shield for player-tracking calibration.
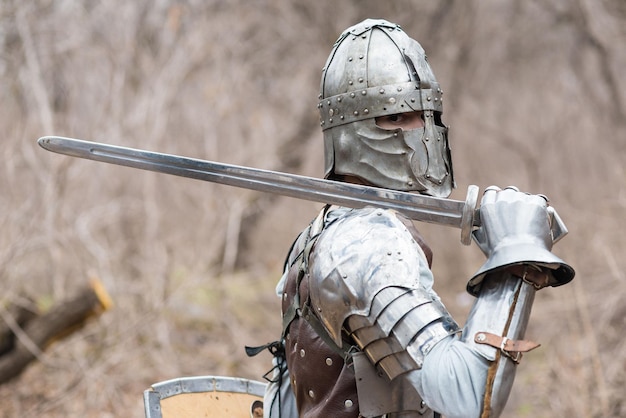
[143,376,266,418]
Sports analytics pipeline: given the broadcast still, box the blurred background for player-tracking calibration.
[0,1,624,416]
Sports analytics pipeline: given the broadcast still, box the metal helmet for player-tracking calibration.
[318,19,454,197]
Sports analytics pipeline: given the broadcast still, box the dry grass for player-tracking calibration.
[0,1,624,417]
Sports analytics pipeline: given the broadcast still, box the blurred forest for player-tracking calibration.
[0,0,625,417]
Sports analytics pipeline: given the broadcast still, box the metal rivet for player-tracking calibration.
[477,333,486,342]
[326,358,333,366]
[340,115,345,120]
[308,389,315,398]
[349,80,353,85]
[397,86,403,92]
[407,181,414,187]
[359,54,364,59]
[345,399,353,408]
[350,92,356,98]
[300,349,305,357]
[327,100,331,105]
[358,77,364,83]
[329,109,334,117]
[348,57,353,62]
[353,110,359,116]
[361,90,367,95]
[363,109,369,114]
[379,88,385,94]
[337,97,342,102]
[389,98,396,104]
[427,96,432,101]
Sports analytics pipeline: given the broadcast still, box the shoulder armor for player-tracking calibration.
[308,207,434,346]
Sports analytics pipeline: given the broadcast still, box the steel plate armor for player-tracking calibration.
[318,19,454,197]
[265,18,575,418]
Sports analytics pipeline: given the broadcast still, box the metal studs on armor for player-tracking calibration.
[476,333,487,342]
[300,349,306,357]
[326,357,333,366]
[308,389,315,398]
[345,399,353,408]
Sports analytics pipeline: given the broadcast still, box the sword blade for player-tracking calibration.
[37,136,479,244]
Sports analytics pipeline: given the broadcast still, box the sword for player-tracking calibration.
[37,136,567,246]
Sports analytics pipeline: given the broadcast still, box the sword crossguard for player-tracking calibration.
[461,185,480,246]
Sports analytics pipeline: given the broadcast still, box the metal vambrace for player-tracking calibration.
[461,269,540,417]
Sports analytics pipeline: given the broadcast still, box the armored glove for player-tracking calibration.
[466,186,575,296]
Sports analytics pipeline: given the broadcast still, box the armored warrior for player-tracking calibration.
[261,19,574,418]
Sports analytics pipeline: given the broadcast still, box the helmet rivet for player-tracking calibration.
[379,88,385,94]
[363,109,369,114]
[348,57,353,62]
[359,54,364,59]
[350,92,356,98]
[340,115,345,120]
[358,77,364,83]
[427,96,432,101]
[361,90,366,95]
[410,98,415,103]
[353,110,359,116]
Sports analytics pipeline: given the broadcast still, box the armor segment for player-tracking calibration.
[319,19,454,197]
[468,187,575,296]
[308,207,460,388]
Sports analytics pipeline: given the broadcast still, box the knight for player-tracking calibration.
[262,18,574,418]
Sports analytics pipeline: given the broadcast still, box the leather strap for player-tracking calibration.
[505,264,551,290]
[474,331,540,364]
